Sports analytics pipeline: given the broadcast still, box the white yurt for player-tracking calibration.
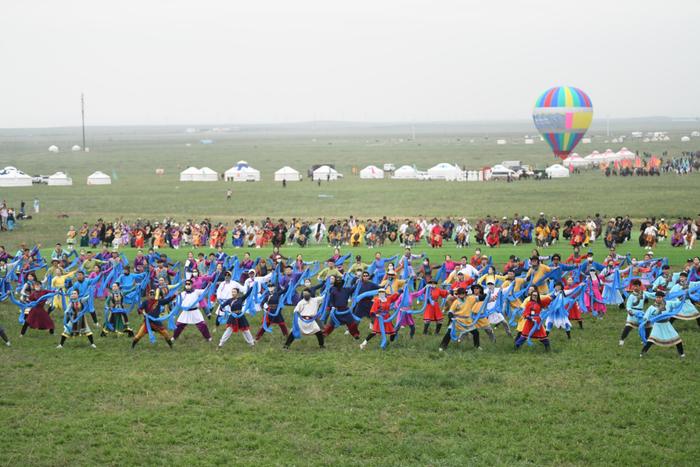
[47,171,73,186]
[546,164,570,178]
[562,154,589,168]
[274,166,302,182]
[0,167,32,187]
[179,167,199,182]
[199,167,219,181]
[359,165,384,179]
[391,165,419,179]
[71,145,81,152]
[48,145,59,153]
[427,163,463,181]
[616,147,636,160]
[87,171,111,185]
[225,161,260,182]
[681,136,691,142]
[312,165,342,181]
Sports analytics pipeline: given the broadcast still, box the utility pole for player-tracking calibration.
[81,93,86,151]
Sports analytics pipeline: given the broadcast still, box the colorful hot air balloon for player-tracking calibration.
[533,86,593,160]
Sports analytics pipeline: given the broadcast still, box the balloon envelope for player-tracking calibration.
[533,86,593,159]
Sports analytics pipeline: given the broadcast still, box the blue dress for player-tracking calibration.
[669,283,700,320]
[644,300,682,346]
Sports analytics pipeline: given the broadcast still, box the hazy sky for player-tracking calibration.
[1,0,698,127]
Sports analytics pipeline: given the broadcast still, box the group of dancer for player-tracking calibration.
[1,241,699,358]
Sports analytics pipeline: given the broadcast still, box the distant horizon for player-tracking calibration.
[1,115,699,132]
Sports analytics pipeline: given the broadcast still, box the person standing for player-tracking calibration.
[33,197,39,214]
[284,288,326,349]
[226,188,232,200]
[173,279,212,342]
[640,291,685,358]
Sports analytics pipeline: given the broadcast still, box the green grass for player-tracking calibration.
[1,125,700,465]
[0,125,699,249]
[1,243,699,466]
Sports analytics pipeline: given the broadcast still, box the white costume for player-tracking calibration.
[176,289,206,324]
[293,295,325,334]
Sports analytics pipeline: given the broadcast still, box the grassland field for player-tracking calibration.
[1,124,699,466]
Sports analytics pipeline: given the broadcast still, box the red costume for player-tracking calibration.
[521,298,551,340]
[423,287,449,322]
[430,225,444,248]
[370,294,399,334]
[565,254,583,265]
[569,225,585,246]
[26,290,55,330]
[564,284,582,321]
[486,224,501,247]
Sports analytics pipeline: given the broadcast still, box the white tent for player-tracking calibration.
[546,164,570,178]
[225,161,260,182]
[681,136,691,142]
[616,147,636,160]
[427,163,463,181]
[179,167,199,182]
[47,171,73,186]
[87,171,111,185]
[562,154,589,168]
[0,167,32,187]
[48,145,59,153]
[71,145,81,152]
[199,167,219,181]
[274,166,301,182]
[391,165,419,179]
[359,165,384,179]
[312,165,342,181]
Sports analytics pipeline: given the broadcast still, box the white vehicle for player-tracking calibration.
[487,164,519,180]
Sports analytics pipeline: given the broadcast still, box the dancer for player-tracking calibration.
[173,279,212,342]
[514,290,551,352]
[255,283,289,341]
[284,288,326,349]
[422,280,449,335]
[20,281,55,337]
[131,289,176,348]
[640,291,685,358]
[439,287,481,351]
[218,286,255,349]
[360,288,399,349]
[619,279,649,346]
[57,290,96,349]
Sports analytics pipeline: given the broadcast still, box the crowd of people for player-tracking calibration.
[66,213,699,251]
[1,240,698,359]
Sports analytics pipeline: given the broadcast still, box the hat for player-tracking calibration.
[486,280,495,286]
[539,212,544,216]
[655,289,666,297]
[248,269,256,274]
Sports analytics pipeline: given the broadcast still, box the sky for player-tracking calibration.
[1,0,698,128]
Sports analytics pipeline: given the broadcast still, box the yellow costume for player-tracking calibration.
[51,270,78,311]
[525,264,552,295]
